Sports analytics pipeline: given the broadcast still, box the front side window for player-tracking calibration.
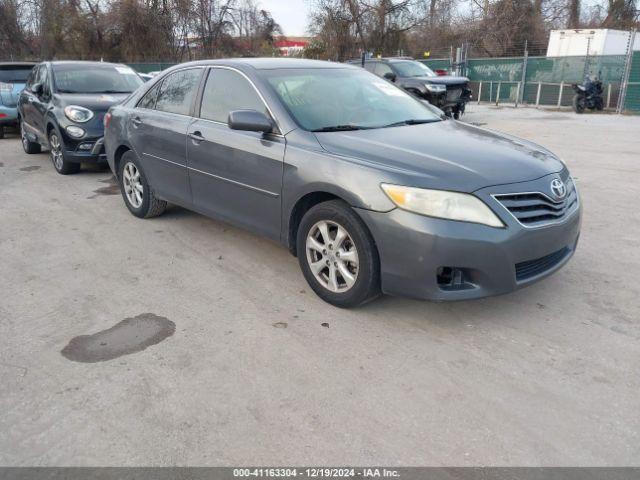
[52,64,143,94]
[374,63,394,77]
[200,68,268,123]
[392,61,436,78]
[264,68,441,131]
[363,62,376,73]
[137,82,161,110]
[155,69,202,115]
[25,65,41,89]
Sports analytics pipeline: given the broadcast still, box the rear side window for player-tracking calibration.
[0,65,35,83]
[199,68,267,123]
[138,82,161,110]
[155,69,202,116]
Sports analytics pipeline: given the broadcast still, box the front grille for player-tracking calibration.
[446,88,462,101]
[494,177,578,227]
[515,247,570,281]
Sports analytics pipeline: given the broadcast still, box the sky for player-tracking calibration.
[261,0,311,37]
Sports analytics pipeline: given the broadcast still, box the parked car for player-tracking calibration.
[138,72,154,82]
[0,62,37,139]
[18,61,144,174]
[105,59,581,308]
[350,58,472,119]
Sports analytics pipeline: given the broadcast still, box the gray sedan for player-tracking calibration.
[104,58,581,307]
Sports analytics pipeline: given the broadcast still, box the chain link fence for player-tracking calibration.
[421,31,639,114]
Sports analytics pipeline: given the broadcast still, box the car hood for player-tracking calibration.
[417,75,469,86]
[56,93,130,113]
[313,120,565,192]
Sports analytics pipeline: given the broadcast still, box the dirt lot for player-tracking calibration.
[1,105,639,466]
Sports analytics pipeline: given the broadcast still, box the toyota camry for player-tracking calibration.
[104,59,581,307]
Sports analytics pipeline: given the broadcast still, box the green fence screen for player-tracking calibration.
[422,54,638,112]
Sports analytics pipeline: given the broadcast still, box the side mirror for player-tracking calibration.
[32,82,43,95]
[228,109,273,133]
[383,72,397,82]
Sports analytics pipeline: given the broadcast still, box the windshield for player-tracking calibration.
[264,68,441,131]
[392,61,436,78]
[0,66,34,84]
[52,64,143,94]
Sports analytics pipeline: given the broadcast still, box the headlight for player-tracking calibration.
[66,125,86,138]
[381,184,504,228]
[425,84,446,93]
[64,105,94,123]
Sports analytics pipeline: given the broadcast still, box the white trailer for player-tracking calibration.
[546,29,639,57]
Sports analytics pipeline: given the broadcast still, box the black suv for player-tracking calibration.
[18,61,144,174]
[352,58,471,118]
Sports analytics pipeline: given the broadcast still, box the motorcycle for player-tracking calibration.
[572,75,604,114]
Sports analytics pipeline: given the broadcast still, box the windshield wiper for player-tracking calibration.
[57,89,82,93]
[311,125,371,132]
[97,90,132,94]
[381,119,440,128]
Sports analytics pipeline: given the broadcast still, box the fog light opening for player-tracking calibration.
[437,267,476,291]
[78,142,94,151]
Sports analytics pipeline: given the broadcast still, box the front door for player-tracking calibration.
[186,67,285,241]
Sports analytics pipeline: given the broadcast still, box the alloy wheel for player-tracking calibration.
[306,220,359,293]
[123,161,143,208]
[49,133,64,171]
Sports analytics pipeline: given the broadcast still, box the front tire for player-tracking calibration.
[297,200,380,308]
[49,129,80,174]
[21,121,41,154]
[573,94,585,114]
[118,151,167,219]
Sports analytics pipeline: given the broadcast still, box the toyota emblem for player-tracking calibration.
[550,178,567,199]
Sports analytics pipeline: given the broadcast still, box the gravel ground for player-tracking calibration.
[0,104,639,466]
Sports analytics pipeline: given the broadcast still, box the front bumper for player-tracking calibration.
[356,176,582,301]
[60,131,107,164]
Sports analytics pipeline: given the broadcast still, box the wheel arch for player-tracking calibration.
[286,187,378,257]
[113,144,132,177]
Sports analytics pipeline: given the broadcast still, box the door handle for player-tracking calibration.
[131,116,143,127]
[188,131,204,142]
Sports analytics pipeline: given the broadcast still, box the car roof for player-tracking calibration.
[46,60,130,68]
[168,58,354,70]
[0,62,38,67]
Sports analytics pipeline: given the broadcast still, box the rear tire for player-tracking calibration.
[296,200,380,308]
[0,126,4,139]
[21,121,41,154]
[49,129,80,175]
[572,94,585,114]
[118,151,167,219]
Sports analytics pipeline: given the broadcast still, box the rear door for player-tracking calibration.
[186,67,285,240]
[128,68,204,206]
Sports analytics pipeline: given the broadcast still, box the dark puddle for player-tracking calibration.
[61,313,175,363]
[0,162,4,167]
[19,165,40,172]
[88,176,119,198]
